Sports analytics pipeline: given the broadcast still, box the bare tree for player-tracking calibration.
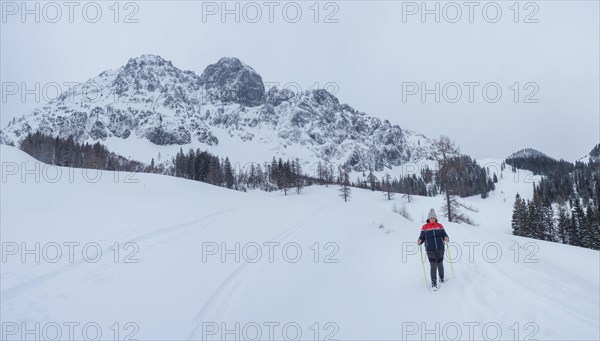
[440,195,479,225]
[432,135,460,165]
[393,202,413,221]
[433,135,463,223]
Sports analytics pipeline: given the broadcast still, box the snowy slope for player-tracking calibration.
[1,145,598,340]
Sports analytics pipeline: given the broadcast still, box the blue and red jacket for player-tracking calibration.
[418,222,448,252]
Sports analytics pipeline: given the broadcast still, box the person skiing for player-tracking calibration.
[417,208,449,289]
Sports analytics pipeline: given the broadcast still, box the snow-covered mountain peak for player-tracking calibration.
[199,56,265,107]
[113,54,200,96]
[307,88,340,107]
[125,54,173,67]
[265,86,296,106]
[0,55,435,171]
[118,54,184,82]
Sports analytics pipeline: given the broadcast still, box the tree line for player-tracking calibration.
[19,131,145,172]
[506,151,600,205]
[512,192,600,250]
[171,148,306,195]
[17,131,495,209]
[508,147,600,250]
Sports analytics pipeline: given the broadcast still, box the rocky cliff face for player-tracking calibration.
[1,54,433,171]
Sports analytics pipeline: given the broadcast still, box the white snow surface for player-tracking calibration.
[1,145,598,340]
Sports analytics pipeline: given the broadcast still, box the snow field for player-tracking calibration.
[1,145,598,340]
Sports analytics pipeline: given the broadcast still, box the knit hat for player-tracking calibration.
[427,208,437,220]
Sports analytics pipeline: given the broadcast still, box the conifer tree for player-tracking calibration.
[557,203,569,244]
[338,164,351,202]
[512,193,527,237]
[223,157,235,189]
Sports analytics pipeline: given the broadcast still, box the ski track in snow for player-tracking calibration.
[0,205,250,303]
[187,203,338,340]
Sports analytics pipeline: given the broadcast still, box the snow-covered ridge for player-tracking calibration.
[589,144,600,163]
[0,54,433,171]
[506,148,553,160]
[574,144,600,163]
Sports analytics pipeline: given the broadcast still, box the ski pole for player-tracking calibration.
[446,242,455,278]
[419,244,429,289]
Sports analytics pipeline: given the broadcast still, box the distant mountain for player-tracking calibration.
[0,54,434,171]
[505,148,576,176]
[507,148,553,160]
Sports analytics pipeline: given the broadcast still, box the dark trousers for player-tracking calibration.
[426,249,445,283]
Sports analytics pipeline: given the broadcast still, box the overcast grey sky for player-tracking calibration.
[1,0,598,161]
